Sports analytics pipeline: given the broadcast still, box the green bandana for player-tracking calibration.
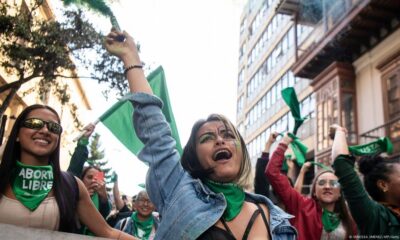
[311,161,331,171]
[349,137,393,156]
[91,192,100,209]
[204,179,245,221]
[281,87,307,135]
[131,212,154,240]
[288,133,308,166]
[110,172,118,183]
[78,137,89,146]
[12,161,53,211]
[82,193,100,236]
[281,155,292,172]
[322,208,340,232]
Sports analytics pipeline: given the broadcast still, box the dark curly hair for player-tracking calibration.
[358,154,400,202]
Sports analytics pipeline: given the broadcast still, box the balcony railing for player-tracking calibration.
[359,116,400,156]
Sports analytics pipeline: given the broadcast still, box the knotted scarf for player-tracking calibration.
[204,179,245,221]
[322,208,340,232]
[131,212,154,239]
[12,161,53,211]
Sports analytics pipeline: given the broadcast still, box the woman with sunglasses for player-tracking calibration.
[0,105,136,239]
[265,133,356,240]
[331,124,400,236]
[104,29,297,239]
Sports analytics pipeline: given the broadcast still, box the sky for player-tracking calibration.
[54,0,247,196]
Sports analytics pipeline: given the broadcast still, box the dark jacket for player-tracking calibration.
[333,154,400,236]
[67,141,111,220]
[254,152,271,197]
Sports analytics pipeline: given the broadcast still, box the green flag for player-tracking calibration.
[348,137,393,156]
[100,66,182,155]
[281,87,306,135]
[62,0,120,29]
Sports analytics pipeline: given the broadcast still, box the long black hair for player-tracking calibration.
[0,104,78,232]
[181,113,251,188]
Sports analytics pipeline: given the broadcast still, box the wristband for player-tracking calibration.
[124,64,143,75]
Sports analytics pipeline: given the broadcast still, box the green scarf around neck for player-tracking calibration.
[91,192,100,209]
[322,208,340,232]
[82,193,100,236]
[204,179,245,221]
[131,212,154,240]
[12,161,54,211]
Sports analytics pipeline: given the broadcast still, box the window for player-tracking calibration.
[378,53,400,147]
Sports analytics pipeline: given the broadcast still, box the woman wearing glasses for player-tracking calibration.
[0,105,136,239]
[265,133,356,240]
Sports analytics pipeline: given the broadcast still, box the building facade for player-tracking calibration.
[237,0,314,168]
[237,0,400,191]
[0,0,91,170]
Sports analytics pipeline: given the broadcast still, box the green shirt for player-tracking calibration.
[333,155,400,236]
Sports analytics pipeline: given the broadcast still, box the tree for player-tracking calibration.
[87,132,114,192]
[0,0,129,122]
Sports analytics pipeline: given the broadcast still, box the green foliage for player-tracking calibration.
[89,133,105,161]
[0,0,129,115]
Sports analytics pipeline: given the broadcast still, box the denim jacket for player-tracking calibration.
[129,93,297,240]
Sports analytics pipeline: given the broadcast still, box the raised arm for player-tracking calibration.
[330,124,350,160]
[67,124,95,177]
[265,133,306,212]
[104,29,184,215]
[254,133,277,197]
[293,161,312,194]
[104,30,152,95]
[331,124,380,228]
[112,173,125,211]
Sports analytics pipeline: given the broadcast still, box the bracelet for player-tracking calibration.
[124,64,143,75]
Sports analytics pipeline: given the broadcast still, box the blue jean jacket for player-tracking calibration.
[129,93,297,240]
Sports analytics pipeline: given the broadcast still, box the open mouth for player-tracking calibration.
[213,149,232,161]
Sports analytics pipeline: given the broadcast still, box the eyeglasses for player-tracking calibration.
[21,118,63,135]
[137,198,153,205]
[317,179,340,188]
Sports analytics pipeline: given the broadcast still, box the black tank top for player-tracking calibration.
[197,203,272,240]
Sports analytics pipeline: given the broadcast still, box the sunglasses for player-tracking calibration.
[21,118,63,135]
[317,179,340,188]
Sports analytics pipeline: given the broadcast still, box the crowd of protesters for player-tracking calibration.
[0,29,399,239]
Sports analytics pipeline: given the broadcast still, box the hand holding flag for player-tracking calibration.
[61,0,125,41]
[73,66,182,156]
